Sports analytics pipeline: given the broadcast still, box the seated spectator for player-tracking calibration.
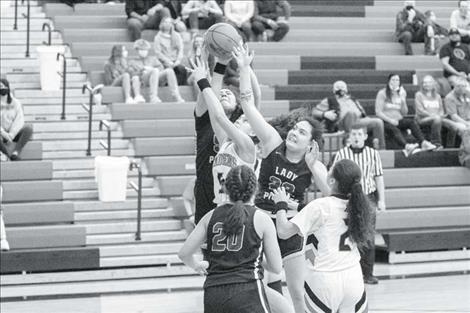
[161,0,187,33]
[224,0,255,42]
[375,74,436,156]
[128,39,185,103]
[154,17,187,85]
[0,79,33,161]
[444,77,470,134]
[187,34,215,93]
[395,0,428,55]
[252,0,291,42]
[414,75,454,148]
[424,10,448,55]
[439,28,470,89]
[104,45,145,104]
[126,0,171,41]
[450,0,470,44]
[182,0,223,36]
[312,80,385,149]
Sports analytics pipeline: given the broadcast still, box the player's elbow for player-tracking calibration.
[277,228,292,240]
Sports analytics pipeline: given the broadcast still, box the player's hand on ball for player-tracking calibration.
[232,44,254,68]
[188,57,208,82]
[304,140,320,166]
[271,187,290,204]
[194,260,209,275]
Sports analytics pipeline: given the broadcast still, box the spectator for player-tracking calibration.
[0,185,9,251]
[224,0,255,42]
[375,74,436,156]
[312,80,386,149]
[187,34,215,93]
[104,45,145,104]
[395,0,426,55]
[459,129,470,168]
[128,39,185,103]
[415,75,452,148]
[252,0,291,42]
[444,77,470,134]
[160,0,187,33]
[182,0,223,36]
[0,79,33,161]
[154,17,187,85]
[424,10,448,55]
[450,0,470,44]
[439,27,470,88]
[333,124,386,285]
[126,0,171,41]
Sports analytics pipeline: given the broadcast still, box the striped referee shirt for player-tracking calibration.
[333,146,384,195]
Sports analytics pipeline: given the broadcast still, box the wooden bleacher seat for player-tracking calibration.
[146,156,195,176]
[5,225,87,249]
[385,167,470,188]
[1,181,63,203]
[122,119,194,138]
[386,186,470,209]
[2,201,74,226]
[1,161,52,181]
[134,137,195,157]
[17,141,42,160]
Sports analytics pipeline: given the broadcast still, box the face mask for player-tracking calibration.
[450,39,460,47]
[122,50,128,58]
[405,5,414,10]
[138,50,149,58]
[160,23,171,32]
[0,88,9,96]
[334,90,346,97]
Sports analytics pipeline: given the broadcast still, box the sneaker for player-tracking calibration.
[363,276,379,285]
[150,96,162,104]
[0,152,9,162]
[421,140,437,151]
[0,239,10,251]
[9,151,20,161]
[134,95,146,103]
[125,97,136,104]
[403,143,419,157]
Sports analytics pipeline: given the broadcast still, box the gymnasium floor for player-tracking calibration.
[2,262,469,313]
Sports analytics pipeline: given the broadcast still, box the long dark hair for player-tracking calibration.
[0,78,12,104]
[385,73,400,102]
[331,159,372,250]
[109,45,126,67]
[223,165,258,236]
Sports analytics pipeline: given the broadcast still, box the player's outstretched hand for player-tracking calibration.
[271,187,290,204]
[304,140,320,167]
[232,43,254,69]
[187,57,207,82]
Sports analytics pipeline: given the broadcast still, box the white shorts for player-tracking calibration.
[304,263,368,313]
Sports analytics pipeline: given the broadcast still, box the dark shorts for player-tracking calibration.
[204,281,271,313]
[271,218,304,260]
[194,181,217,224]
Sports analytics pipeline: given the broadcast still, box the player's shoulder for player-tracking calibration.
[302,197,333,215]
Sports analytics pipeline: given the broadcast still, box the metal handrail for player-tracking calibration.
[13,0,19,30]
[99,120,112,156]
[56,53,67,120]
[42,22,52,46]
[82,83,104,156]
[129,160,143,241]
[22,0,31,57]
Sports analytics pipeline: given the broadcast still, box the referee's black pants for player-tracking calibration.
[361,191,377,278]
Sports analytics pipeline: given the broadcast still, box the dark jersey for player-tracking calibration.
[255,142,312,214]
[204,204,264,288]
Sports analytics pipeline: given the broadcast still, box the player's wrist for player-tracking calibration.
[271,201,288,215]
[197,78,211,92]
[214,63,227,75]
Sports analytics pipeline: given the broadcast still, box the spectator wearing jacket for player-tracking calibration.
[126,0,171,41]
[251,0,291,42]
[395,0,426,55]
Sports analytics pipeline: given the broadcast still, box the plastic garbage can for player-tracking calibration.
[95,156,130,202]
[36,45,65,91]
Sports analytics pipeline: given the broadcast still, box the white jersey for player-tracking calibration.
[212,141,255,205]
[291,195,361,272]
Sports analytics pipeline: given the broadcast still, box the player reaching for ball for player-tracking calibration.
[272,159,371,313]
[178,165,284,313]
[232,45,330,313]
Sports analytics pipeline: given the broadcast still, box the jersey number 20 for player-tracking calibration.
[212,222,245,252]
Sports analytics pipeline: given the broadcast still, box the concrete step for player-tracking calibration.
[1,37,64,45]
[53,168,140,180]
[1,18,51,29]
[1,57,78,67]
[87,229,186,245]
[33,120,118,132]
[43,148,134,160]
[63,187,157,200]
[24,103,107,115]
[1,7,44,15]
[75,208,174,222]
[42,139,129,151]
[2,66,82,75]
[99,242,184,258]
[21,97,87,105]
[26,113,111,123]
[1,31,62,39]
[7,72,86,82]
[34,130,123,141]
[100,254,182,267]
[74,198,169,212]
[53,158,96,170]
[63,177,154,191]
[12,80,85,89]
[82,220,182,235]
[14,88,87,98]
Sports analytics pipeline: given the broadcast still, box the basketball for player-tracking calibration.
[204,23,242,59]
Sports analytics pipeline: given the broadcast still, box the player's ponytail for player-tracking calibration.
[224,165,258,237]
[332,160,372,250]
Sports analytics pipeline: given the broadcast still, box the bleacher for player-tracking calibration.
[0,0,469,298]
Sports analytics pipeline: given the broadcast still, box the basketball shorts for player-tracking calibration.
[271,218,304,260]
[204,281,271,313]
[304,264,368,313]
[194,181,216,224]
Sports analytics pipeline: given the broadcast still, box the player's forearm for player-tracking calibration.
[308,161,330,195]
[275,210,298,239]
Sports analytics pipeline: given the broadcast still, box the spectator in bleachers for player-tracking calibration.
[450,0,470,44]
[0,79,33,161]
[312,81,386,150]
[423,10,448,55]
[129,39,185,103]
[187,35,215,94]
[375,74,436,156]
[160,0,187,33]
[414,75,453,149]
[439,28,470,89]
[154,17,187,85]
[224,0,255,42]
[395,0,427,55]
[0,185,9,251]
[182,0,223,37]
[252,0,291,42]
[126,0,171,41]
[459,129,470,168]
[444,77,470,134]
[104,45,145,104]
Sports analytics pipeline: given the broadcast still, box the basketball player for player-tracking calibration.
[178,165,287,313]
[232,44,329,313]
[273,159,372,313]
[193,51,261,224]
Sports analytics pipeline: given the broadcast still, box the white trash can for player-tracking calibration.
[36,45,65,91]
[95,156,130,202]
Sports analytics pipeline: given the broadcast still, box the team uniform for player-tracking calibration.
[212,141,256,205]
[204,204,270,313]
[256,142,312,259]
[194,108,243,224]
[290,195,368,313]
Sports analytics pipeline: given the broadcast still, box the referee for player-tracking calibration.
[333,123,386,285]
